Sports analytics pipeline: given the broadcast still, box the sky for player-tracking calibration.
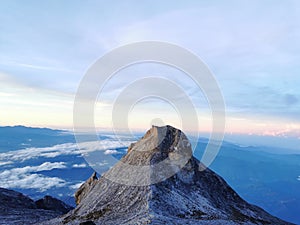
[0,0,300,143]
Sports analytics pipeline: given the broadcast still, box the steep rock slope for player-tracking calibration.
[45,125,293,225]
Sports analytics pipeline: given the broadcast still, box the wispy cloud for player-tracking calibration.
[0,161,13,166]
[0,60,77,73]
[72,163,87,168]
[104,149,119,155]
[69,182,84,190]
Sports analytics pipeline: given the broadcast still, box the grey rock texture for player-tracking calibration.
[0,187,72,225]
[44,125,293,225]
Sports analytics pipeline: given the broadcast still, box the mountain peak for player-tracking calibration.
[43,126,293,225]
[103,125,193,186]
[127,125,192,162]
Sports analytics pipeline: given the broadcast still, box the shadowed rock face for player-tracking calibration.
[43,125,293,225]
[0,188,73,225]
[35,195,74,214]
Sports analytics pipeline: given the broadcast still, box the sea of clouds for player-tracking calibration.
[0,139,132,191]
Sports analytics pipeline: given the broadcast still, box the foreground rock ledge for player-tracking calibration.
[43,125,293,225]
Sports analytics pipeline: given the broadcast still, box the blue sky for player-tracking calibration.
[0,0,300,142]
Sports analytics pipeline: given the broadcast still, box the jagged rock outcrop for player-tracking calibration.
[75,172,98,205]
[43,125,293,225]
[0,188,73,225]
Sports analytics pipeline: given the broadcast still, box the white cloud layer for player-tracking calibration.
[0,140,131,164]
[0,162,67,191]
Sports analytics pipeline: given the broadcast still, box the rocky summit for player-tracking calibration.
[44,125,292,225]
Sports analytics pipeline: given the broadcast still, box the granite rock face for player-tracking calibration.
[44,125,293,225]
[0,188,73,225]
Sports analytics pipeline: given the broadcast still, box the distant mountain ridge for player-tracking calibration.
[43,125,292,225]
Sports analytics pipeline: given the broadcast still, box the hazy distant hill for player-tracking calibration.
[0,125,75,152]
[194,141,300,224]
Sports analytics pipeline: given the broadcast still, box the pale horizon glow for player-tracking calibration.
[0,1,300,143]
